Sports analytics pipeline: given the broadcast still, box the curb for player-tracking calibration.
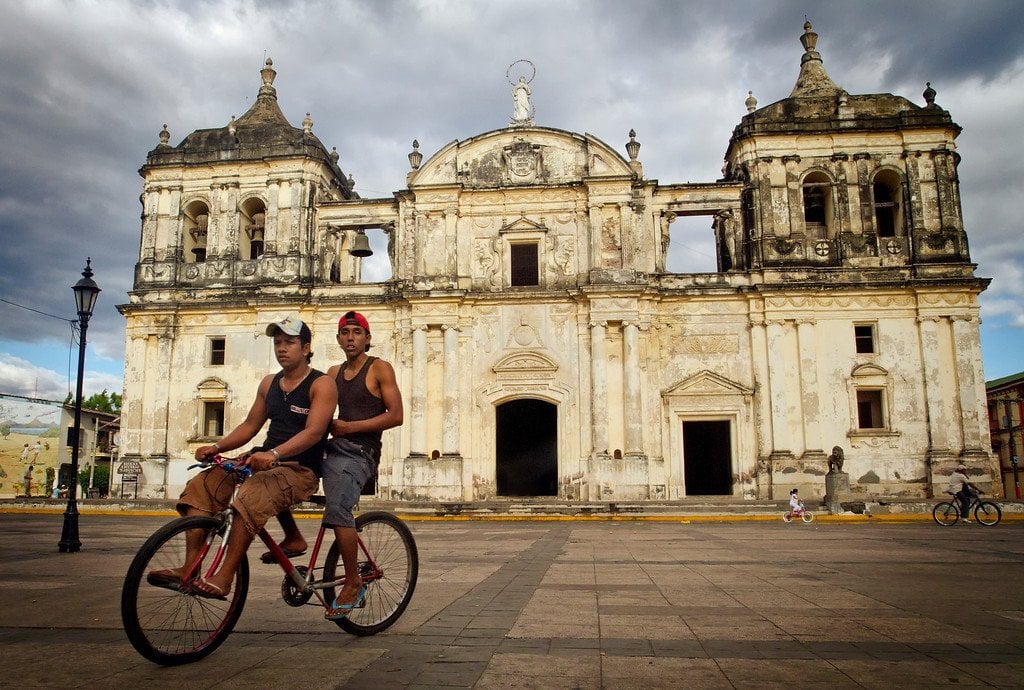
[3,505,1022,523]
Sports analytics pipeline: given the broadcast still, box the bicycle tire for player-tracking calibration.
[974,501,1002,526]
[323,511,418,636]
[782,512,793,523]
[801,511,814,523]
[932,501,959,527]
[121,515,250,665]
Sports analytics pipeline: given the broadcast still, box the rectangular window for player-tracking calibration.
[856,390,885,429]
[854,324,876,354]
[510,243,539,286]
[209,337,226,366]
[203,401,224,437]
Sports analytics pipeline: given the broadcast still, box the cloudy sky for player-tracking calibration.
[1,0,1022,401]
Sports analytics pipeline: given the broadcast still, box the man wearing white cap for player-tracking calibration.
[946,463,980,523]
[147,314,337,598]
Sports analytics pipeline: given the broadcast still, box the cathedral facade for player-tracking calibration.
[118,23,996,503]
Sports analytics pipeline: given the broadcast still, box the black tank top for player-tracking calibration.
[336,356,387,458]
[263,368,327,475]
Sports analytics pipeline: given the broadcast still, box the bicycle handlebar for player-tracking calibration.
[187,455,304,477]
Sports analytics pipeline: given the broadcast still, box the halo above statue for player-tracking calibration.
[506,59,536,86]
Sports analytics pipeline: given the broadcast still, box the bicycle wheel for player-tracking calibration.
[121,515,250,665]
[974,501,1002,526]
[801,511,814,523]
[323,511,418,636]
[932,501,959,527]
[782,512,792,523]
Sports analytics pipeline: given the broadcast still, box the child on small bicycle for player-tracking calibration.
[789,488,804,515]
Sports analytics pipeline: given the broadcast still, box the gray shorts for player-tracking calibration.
[322,438,374,528]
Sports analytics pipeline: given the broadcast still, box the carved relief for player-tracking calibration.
[502,139,543,185]
[680,334,740,355]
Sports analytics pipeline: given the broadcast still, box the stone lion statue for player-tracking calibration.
[827,446,845,473]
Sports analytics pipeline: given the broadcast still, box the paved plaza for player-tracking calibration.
[0,512,1022,688]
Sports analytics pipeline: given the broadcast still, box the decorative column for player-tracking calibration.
[951,316,988,457]
[140,188,160,262]
[167,186,182,262]
[590,320,608,455]
[265,179,280,255]
[442,324,460,456]
[623,321,642,454]
[748,315,773,498]
[409,325,428,456]
[919,316,952,459]
[796,318,825,464]
[765,319,794,470]
[588,204,603,272]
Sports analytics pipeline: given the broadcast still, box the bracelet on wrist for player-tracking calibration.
[270,448,281,461]
[213,443,221,453]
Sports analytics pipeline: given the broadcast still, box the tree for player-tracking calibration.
[0,422,9,439]
[65,389,122,414]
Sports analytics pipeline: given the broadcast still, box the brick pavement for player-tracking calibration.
[0,513,1022,688]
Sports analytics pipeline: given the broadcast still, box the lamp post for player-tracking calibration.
[58,259,100,553]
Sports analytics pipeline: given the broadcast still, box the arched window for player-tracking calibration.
[183,200,210,263]
[239,197,267,260]
[801,172,833,237]
[872,170,903,238]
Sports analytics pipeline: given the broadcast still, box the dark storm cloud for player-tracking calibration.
[0,0,1022,386]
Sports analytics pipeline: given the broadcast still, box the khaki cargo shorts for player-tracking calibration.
[177,464,319,537]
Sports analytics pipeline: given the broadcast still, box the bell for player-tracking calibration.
[349,230,373,257]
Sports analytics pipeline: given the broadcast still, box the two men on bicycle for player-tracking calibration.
[148,312,402,616]
[947,463,979,522]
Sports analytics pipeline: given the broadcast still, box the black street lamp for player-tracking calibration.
[58,259,100,553]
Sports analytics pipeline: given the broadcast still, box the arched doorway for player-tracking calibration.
[496,398,557,496]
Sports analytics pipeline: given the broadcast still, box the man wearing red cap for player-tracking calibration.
[322,310,404,619]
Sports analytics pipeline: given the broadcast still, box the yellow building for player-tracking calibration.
[118,23,995,503]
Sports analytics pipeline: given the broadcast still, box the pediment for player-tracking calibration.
[851,363,889,377]
[499,216,547,234]
[663,370,753,398]
[197,377,228,391]
[408,127,632,189]
[493,351,559,378]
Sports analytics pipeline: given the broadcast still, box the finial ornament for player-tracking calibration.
[923,82,937,106]
[507,59,536,126]
[159,124,170,145]
[408,139,423,170]
[302,112,313,134]
[745,90,758,113]
[261,57,276,86]
[625,129,640,161]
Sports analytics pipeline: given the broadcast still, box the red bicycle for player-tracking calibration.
[782,503,815,523]
[120,457,418,665]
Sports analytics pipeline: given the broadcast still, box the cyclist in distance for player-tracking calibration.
[322,311,403,619]
[946,463,980,523]
[789,488,802,514]
[147,315,337,598]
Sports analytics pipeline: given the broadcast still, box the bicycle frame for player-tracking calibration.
[197,478,381,610]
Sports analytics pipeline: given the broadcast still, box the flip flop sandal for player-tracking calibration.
[325,585,367,620]
[146,569,182,591]
[191,576,229,600]
[260,548,306,564]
